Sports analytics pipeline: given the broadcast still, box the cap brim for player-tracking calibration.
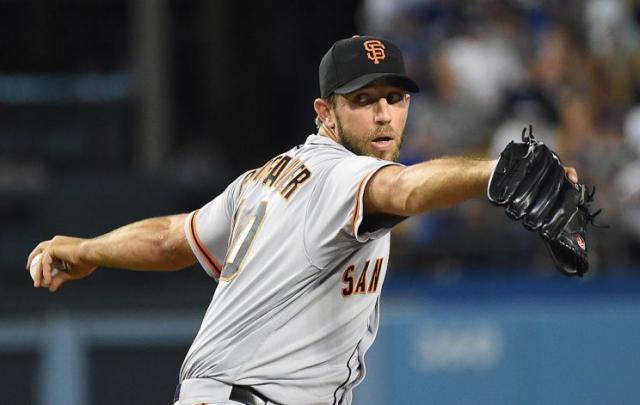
[333,73,420,95]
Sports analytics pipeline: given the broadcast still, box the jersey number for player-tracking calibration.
[221,201,267,281]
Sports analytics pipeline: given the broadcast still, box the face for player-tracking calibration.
[332,80,410,161]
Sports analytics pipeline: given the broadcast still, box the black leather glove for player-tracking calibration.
[488,126,603,277]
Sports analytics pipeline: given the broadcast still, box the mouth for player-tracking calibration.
[371,135,395,152]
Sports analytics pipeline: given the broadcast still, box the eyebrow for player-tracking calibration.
[352,85,404,94]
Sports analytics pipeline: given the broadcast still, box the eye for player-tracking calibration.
[386,92,405,104]
[352,93,373,105]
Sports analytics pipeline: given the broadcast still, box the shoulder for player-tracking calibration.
[300,135,353,160]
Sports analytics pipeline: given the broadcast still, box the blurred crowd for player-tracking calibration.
[362,0,640,275]
[2,1,639,281]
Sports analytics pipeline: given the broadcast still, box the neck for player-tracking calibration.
[319,124,340,143]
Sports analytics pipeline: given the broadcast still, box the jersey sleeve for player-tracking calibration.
[304,156,405,268]
[184,172,251,280]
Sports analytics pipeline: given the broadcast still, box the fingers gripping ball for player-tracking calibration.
[29,253,69,288]
[488,126,605,277]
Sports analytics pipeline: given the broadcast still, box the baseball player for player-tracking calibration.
[27,36,579,405]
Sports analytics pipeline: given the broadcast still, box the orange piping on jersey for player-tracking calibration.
[240,170,256,193]
[189,210,222,277]
[351,174,370,236]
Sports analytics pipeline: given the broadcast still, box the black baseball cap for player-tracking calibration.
[319,35,420,99]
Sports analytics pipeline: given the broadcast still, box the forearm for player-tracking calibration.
[399,157,496,214]
[368,157,497,216]
[79,214,195,271]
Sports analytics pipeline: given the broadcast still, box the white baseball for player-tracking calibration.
[30,253,61,288]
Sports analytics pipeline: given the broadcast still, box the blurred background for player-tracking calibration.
[1,0,640,404]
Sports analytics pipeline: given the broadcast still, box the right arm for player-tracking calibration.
[27,214,197,292]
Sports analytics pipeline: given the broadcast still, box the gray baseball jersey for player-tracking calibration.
[181,134,404,404]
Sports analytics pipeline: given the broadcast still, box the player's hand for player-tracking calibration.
[565,166,578,184]
[26,236,97,292]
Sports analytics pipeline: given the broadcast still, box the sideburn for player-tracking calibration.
[335,113,368,157]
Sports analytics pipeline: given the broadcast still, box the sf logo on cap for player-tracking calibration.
[364,40,385,64]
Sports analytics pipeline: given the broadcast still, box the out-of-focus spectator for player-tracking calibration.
[362,0,640,273]
[616,106,640,241]
[437,18,525,117]
[585,0,639,59]
[405,46,488,160]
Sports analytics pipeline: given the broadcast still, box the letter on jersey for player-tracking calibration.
[341,258,384,297]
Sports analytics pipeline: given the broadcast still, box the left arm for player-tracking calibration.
[364,155,578,217]
[364,157,497,217]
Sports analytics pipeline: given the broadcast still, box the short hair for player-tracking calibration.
[314,94,337,129]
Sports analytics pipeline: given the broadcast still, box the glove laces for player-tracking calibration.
[522,124,540,158]
[584,186,609,229]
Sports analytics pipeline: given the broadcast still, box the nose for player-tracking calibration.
[374,98,392,125]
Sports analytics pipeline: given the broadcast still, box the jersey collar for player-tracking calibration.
[305,133,349,151]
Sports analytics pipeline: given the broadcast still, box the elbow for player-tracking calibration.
[393,173,427,216]
[159,214,195,271]
[399,189,431,216]
[393,171,441,216]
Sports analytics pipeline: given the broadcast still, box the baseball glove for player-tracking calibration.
[488,126,604,277]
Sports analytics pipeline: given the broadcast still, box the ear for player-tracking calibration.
[313,98,335,129]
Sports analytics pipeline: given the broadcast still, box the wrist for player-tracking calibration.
[485,158,499,195]
[77,239,96,267]
[477,158,498,184]
[488,159,498,173]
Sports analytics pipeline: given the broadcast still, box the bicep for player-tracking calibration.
[363,164,407,216]
[165,213,198,270]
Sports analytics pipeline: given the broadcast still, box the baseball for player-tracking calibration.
[30,253,63,287]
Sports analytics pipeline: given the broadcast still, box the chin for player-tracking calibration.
[381,150,399,162]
